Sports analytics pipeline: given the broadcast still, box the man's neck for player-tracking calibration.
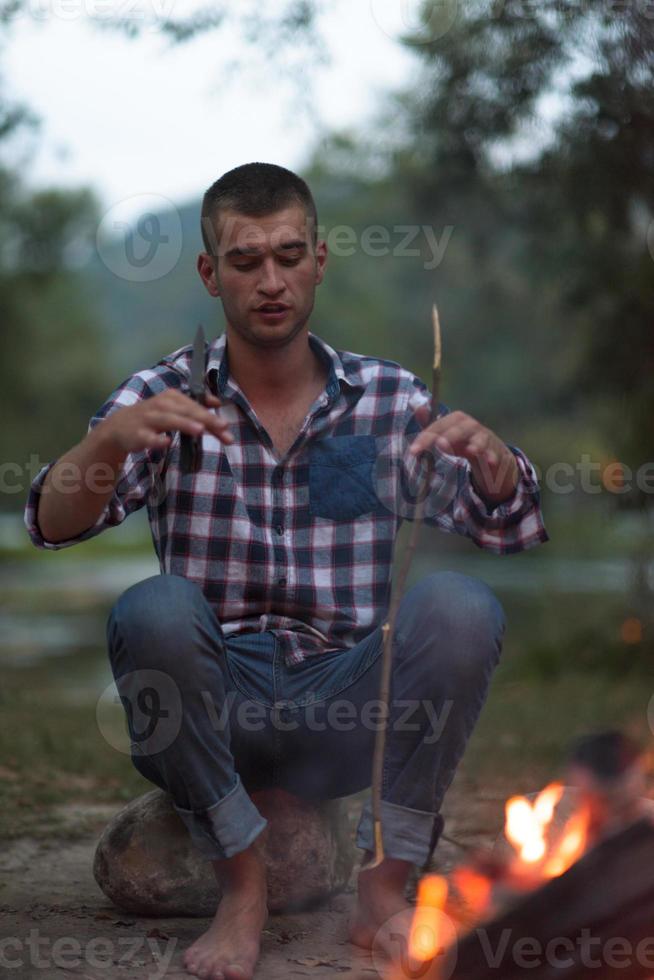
[225,327,326,406]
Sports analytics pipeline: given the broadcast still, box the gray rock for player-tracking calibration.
[93,788,356,917]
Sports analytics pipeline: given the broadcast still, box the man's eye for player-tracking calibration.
[280,255,301,265]
[234,261,257,271]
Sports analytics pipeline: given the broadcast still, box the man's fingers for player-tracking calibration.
[147,409,232,440]
[147,411,203,435]
[136,428,171,450]
[162,389,222,410]
[433,421,478,454]
[411,419,490,460]
[466,431,491,457]
[185,403,231,436]
[411,414,473,453]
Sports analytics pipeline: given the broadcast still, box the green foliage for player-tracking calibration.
[0,35,113,502]
[0,181,113,480]
[400,1,654,476]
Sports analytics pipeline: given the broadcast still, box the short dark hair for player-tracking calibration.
[200,162,318,254]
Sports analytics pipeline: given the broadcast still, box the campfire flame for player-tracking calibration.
[408,874,448,962]
[405,782,595,978]
[505,782,564,865]
[543,806,589,877]
[404,744,638,979]
[504,782,589,880]
[450,866,492,919]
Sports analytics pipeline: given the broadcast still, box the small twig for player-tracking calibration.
[369,305,442,868]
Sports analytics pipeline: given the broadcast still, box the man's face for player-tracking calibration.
[197,204,327,350]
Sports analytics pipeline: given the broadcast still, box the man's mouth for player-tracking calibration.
[256,304,289,313]
[255,304,290,320]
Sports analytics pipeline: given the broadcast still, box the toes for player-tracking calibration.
[196,961,226,980]
[183,956,208,978]
[223,966,249,980]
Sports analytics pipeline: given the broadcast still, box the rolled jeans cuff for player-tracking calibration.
[356,799,443,867]
[173,775,268,860]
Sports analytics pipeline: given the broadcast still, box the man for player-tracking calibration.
[24,162,548,980]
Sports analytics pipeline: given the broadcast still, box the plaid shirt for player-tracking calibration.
[24,332,548,665]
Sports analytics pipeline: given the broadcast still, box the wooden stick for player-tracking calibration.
[368,305,442,868]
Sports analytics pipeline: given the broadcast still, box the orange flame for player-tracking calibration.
[451,867,492,919]
[505,783,564,865]
[409,875,448,962]
[543,806,589,878]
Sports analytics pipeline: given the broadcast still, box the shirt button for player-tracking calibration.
[275,525,284,536]
[278,576,287,587]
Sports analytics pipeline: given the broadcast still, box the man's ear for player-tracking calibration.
[314,239,328,286]
[197,252,220,297]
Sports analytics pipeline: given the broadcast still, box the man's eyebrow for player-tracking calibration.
[224,239,308,259]
[277,239,307,251]
[225,245,262,258]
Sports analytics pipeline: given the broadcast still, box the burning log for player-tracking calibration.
[395,733,654,980]
[442,815,654,980]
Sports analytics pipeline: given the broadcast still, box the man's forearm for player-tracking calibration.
[37,423,128,544]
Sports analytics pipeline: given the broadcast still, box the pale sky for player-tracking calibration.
[4,2,418,218]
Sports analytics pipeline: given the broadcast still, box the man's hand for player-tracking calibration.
[35,390,233,545]
[101,390,234,454]
[409,408,519,505]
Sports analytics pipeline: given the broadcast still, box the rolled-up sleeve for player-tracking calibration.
[447,446,548,554]
[24,374,167,551]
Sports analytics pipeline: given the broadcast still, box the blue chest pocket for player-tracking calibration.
[308,434,385,521]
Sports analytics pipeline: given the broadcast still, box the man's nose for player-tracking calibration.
[257,258,284,295]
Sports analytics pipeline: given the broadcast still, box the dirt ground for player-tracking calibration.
[0,780,505,980]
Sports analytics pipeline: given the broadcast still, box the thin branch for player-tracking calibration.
[369,304,442,868]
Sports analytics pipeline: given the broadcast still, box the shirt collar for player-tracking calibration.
[205,331,366,402]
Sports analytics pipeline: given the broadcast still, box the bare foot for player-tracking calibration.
[183,843,268,980]
[348,853,413,957]
[350,854,457,979]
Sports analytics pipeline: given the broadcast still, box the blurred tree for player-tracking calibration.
[0,178,113,498]
[397,0,654,621]
[0,12,112,511]
[399,0,653,472]
[0,0,327,61]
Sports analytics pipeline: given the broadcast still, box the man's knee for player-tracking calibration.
[396,571,505,683]
[401,571,504,637]
[107,574,207,666]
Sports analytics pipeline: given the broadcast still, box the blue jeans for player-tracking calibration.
[106,572,504,866]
